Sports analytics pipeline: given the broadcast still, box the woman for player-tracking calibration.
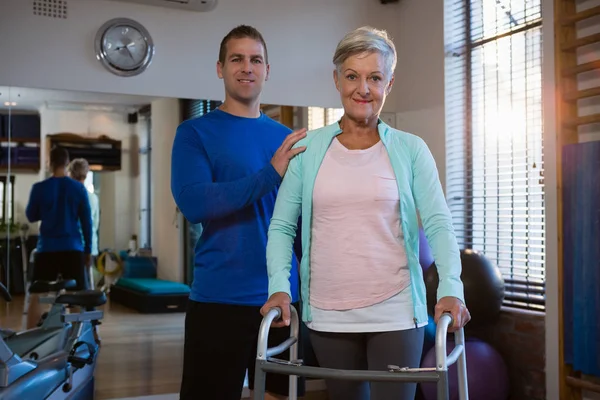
[261,26,471,400]
[68,158,100,289]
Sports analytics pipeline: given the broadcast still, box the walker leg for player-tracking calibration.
[437,370,449,400]
[288,342,298,400]
[456,329,469,400]
[253,360,267,400]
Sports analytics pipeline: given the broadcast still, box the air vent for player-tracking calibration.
[33,0,68,19]
[106,0,217,12]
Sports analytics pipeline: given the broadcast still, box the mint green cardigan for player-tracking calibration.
[266,120,465,325]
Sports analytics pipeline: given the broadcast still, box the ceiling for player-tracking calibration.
[0,86,159,113]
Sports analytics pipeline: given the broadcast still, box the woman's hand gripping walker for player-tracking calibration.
[253,306,469,400]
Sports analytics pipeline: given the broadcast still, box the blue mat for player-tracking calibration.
[116,278,191,295]
[562,141,600,377]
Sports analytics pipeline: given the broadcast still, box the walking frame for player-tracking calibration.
[253,305,469,400]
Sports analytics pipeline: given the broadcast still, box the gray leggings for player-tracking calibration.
[309,327,424,400]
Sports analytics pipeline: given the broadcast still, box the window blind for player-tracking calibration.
[181,99,222,121]
[308,107,344,130]
[444,0,545,311]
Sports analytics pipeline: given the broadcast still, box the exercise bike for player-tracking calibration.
[4,279,83,361]
[0,281,106,399]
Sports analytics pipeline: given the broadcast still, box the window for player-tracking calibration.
[444,0,544,311]
[138,104,152,250]
[0,175,15,227]
[308,107,344,130]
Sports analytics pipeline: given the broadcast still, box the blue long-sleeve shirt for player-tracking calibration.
[171,109,300,306]
[26,176,93,254]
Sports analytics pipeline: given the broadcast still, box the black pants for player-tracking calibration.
[179,300,305,400]
[31,251,88,291]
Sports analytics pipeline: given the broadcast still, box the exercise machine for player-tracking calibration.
[0,281,106,399]
[5,279,80,361]
[254,306,469,400]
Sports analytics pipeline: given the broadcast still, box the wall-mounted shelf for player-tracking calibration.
[46,133,122,172]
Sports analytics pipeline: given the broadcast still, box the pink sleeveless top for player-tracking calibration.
[309,137,410,311]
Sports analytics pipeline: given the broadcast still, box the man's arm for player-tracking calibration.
[25,185,40,222]
[170,123,305,224]
[78,186,93,255]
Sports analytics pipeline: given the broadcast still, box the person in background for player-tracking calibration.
[262,26,471,400]
[170,25,306,400]
[68,158,100,289]
[25,146,93,329]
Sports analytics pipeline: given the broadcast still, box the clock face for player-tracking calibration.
[95,18,154,77]
[103,25,148,70]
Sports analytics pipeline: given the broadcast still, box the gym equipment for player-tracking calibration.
[425,249,505,328]
[96,250,123,278]
[420,338,509,400]
[110,278,189,313]
[109,254,189,313]
[418,228,434,273]
[94,250,124,292]
[253,306,469,400]
[0,281,106,399]
[6,279,78,360]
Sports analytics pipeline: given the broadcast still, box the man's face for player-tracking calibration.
[217,37,270,104]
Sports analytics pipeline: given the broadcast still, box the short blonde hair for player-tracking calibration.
[333,26,397,78]
[69,158,89,181]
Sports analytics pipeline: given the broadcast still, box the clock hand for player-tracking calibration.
[125,46,136,61]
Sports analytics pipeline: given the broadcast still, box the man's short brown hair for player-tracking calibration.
[218,25,268,64]
[50,146,69,168]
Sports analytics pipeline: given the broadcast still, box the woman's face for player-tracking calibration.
[334,51,394,124]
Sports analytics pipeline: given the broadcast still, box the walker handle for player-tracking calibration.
[256,306,300,400]
[256,306,300,361]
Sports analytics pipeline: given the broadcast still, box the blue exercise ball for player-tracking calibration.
[424,315,437,344]
[419,338,510,400]
[419,228,434,273]
[421,315,436,363]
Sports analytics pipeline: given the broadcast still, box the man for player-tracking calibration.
[25,146,93,329]
[68,158,100,289]
[171,25,307,400]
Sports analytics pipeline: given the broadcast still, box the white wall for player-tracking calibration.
[13,174,39,233]
[0,0,389,109]
[150,98,182,283]
[0,0,447,151]
[0,0,449,206]
[16,106,142,251]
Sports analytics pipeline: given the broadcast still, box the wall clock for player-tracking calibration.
[94,18,155,77]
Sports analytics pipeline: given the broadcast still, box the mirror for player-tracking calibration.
[0,83,338,397]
